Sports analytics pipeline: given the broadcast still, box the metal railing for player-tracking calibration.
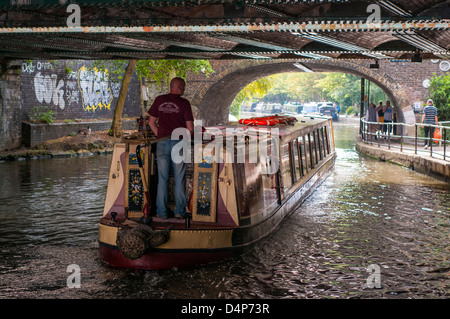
[360,119,449,161]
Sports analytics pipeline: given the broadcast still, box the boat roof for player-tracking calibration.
[205,115,330,142]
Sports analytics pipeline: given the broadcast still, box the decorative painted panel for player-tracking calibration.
[192,145,218,223]
[128,168,143,212]
[125,142,149,218]
[196,171,213,216]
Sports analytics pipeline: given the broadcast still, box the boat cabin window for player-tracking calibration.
[323,126,330,155]
[316,129,323,162]
[299,136,308,175]
[280,142,293,194]
[235,143,279,219]
[296,138,305,178]
[237,121,333,212]
[282,123,332,189]
[318,127,329,158]
[308,132,316,168]
[314,130,320,165]
[291,139,300,183]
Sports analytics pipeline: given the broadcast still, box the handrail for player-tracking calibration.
[360,118,449,162]
[123,134,170,146]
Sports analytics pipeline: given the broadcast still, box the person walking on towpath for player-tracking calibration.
[383,100,393,137]
[148,77,194,219]
[365,102,379,141]
[421,99,438,149]
[376,101,385,137]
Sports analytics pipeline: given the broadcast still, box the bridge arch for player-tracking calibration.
[193,60,414,133]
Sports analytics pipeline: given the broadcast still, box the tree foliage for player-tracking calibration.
[86,59,214,136]
[136,60,214,88]
[89,59,214,86]
[428,73,450,121]
[314,72,385,109]
[229,76,276,117]
[261,73,326,103]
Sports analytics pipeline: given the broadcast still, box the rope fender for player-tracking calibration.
[116,224,172,260]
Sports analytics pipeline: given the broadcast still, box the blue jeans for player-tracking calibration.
[156,139,186,218]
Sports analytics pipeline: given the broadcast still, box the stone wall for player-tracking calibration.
[356,137,449,181]
[21,119,138,147]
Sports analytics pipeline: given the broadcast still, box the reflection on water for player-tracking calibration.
[0,156,109,248]
[0,118,448,299]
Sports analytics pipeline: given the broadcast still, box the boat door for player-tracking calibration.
[124,141,152,219]
[191,143,219,223]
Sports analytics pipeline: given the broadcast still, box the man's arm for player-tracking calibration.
[148,116,158,136]
[186,120,194,136]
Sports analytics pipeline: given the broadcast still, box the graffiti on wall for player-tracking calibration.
[22,61,118,114]
[22,61,66,110]
[34,72,66,110]
[66,72,80,106]
[78,66,114,112]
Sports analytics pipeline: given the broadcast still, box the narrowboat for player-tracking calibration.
[98,115,336,270]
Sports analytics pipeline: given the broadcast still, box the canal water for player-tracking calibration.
[0,118,448,299]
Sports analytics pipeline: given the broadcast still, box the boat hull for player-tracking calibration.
[98,153,335,270]
[99,244,234,270]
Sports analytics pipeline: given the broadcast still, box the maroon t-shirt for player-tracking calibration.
[148,93,194,138]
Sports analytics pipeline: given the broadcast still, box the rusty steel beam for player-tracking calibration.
[1,0,347,9]
[0,48,439,58]
[0,20,449,34]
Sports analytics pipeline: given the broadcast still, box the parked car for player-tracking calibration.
[318,102,334,111]
[318,102,339,121]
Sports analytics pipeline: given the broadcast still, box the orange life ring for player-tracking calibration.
[240,118,278,126]
[238,115,297,126]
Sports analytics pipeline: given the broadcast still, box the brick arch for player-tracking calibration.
[300,60,414,127]
[194,59,414,132]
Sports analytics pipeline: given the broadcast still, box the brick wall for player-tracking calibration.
[0,68,22,150]
[0,59,143,150]
[382,59,445,108]
[20,60,142,122]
